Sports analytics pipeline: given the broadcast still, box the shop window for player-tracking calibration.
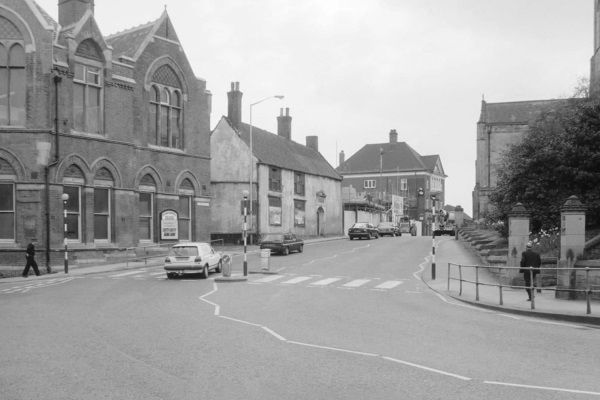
[294,200,305,227]
[268,196,282,226]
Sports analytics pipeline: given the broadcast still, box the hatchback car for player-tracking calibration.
[259,232,304,255]
[164,242,222,279]
[377,222,401,237]
[348,222,379,240]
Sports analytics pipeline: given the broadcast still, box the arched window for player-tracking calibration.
[63,165,86,242]
[0,42,25,126]
[178,178,194,241]
[73,39,103,134]
[139,174,156,242]
[94,168,114,242]
[149,65,183,149]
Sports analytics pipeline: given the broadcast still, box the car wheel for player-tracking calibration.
[283,246,290,255]
[366,233,371,240]
[298,245,303,253]
[215,260,222,273]
[200,264,209,279]
[166,272,176,279]
[392,233,395,237]
[349,236,354,240]
[375,232,379,239]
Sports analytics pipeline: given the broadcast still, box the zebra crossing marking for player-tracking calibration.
[280,276,312,284]
[310,278,341,286]
[374,281,403,289]
[342,279,370,288]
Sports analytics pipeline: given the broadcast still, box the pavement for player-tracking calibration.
[424,236,600,327]
[3,235,599,326]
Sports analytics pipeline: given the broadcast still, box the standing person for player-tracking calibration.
[519,241,541,301]
[22,238,40,277]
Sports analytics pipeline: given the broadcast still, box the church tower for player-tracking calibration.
[591,0,600,96]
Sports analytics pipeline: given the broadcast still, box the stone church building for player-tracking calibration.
[474,1,600,221]
[0,0,212,269]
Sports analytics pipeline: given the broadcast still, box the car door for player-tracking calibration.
[283,233,292,251]
[289,233,299,251]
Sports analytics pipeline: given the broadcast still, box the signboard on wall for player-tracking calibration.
[391,195,404,221]
[160,210,178,240]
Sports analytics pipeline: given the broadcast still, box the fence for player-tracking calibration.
[447,263,599,315]
[125,243,173,267]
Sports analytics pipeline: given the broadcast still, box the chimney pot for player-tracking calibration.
[306,136,318,152]
[339,150,345,166]
[277,108,292,140]
[227,82,243,127]
[389,129,398,143]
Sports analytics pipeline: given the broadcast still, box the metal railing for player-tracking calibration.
[447,263,599,315]
[125,243,173,267]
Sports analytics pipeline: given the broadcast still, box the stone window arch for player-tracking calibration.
[0,17,26,126]
[149,64,183,149]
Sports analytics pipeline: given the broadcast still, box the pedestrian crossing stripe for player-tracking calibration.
[374,281,403,289]
[281,276,312,284]
[342,279,370,288]
[310,278,341,286]
[252,275,404,291]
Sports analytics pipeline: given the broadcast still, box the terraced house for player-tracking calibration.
[211,82,343,243]
[0,0,212,268]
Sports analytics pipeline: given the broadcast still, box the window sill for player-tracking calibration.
[147,144,184,153]
[70,130,105,139]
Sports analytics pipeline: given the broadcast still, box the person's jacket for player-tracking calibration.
[26,243,35,258]
[519,248,541,275]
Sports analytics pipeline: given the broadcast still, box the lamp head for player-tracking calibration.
[61,193,69,202]
[242,189,249,200]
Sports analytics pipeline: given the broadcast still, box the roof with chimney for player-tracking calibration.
[337,141,445,177]
[225,118,342,181]
[478,99,566,125]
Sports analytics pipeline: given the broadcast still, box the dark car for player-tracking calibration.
[348,222,379,240]
[259,232,304,255]
[377,222,400,237]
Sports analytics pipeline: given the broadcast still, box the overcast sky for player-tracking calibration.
[37,0,593,215]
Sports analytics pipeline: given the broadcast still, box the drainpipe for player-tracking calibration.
[45,75,62,273]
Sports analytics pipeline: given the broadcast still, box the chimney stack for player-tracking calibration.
[389,129,398,143]
[339,150,345,166]
[306,136,318,152]
[277,108,292,140]
[58,0,94,27]
[227,82,243,127]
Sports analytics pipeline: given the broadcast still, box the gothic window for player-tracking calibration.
[178,178,194,241]
[149,65,183,149]
[63,165,85,242]
[139,174,156,242]
[94,168,114,242]
[0,40,25,126]
[73,39,104,134]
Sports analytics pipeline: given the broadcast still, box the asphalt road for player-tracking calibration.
[1,236,599,399]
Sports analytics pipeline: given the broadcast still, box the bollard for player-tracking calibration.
[222,254,232,277]
[261,249,271,271]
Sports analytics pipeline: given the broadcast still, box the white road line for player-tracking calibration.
[311,278,341,286]
[253,275,285,283]
[374,281,403,289]
[218,315,262,327]
[262,327,286,341]
[281,276,312,284]
[383,357,471,381]
[484,381,600,396]
[109,270,146,277]
[288,341,378,357]
[343,279,371,288]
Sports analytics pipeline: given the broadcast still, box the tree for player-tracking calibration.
[489,94,600,232]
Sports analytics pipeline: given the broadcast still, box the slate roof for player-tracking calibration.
[230,119,342,181]
[106,22,157,59]
[337,142,439,175]
[478,99,566,124]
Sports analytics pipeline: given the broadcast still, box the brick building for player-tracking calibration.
[337,129,446,235]
[0,0,212,269]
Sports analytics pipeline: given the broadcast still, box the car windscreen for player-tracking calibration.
[169,246,199,257]
[261,234,283,242]
[352,223,369,228]
[378,223,394,227]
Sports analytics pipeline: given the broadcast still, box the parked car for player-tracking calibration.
[377,222,401,237]
[348,222,379,240]
[164,242,222,279]
[259,232,304,255]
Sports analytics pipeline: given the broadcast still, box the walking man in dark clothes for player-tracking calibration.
[22,238,40,277]
[519,241,541,301]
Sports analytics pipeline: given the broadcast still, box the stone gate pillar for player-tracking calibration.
[508,203,530,285]
[556,196,586,300]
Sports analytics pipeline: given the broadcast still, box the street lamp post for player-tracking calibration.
[242,190,249,276]
[248,94,284,243]
[61,193,69,274]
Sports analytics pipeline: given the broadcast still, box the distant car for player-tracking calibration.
[164,242,222,279]
[377,222,401,237]
[259,232,304,255]
[348,223,379,240]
